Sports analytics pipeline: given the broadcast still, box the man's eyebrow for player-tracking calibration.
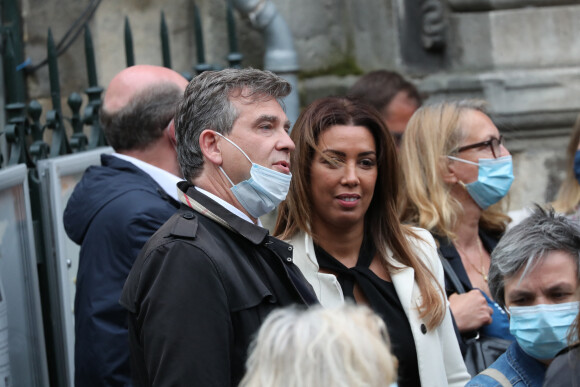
[251,115,279,126]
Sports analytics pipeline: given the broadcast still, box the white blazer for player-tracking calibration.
[288,228,470,387]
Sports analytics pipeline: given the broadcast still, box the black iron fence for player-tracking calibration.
[0,1,245,385]
[3,2,245,169]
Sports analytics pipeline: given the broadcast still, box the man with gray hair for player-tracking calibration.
[467,206,580,386]
[121,68,317,386]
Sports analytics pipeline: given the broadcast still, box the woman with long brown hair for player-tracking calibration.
[274,96,469,386]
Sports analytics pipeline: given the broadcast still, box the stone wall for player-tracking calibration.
[422,2,580,209]
[14,0,580,211]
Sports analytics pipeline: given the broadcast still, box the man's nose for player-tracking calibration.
[278,130,295,152]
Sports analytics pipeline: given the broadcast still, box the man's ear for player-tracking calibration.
[166,119,177,147]
[199,129,223,165]
[440,156,458,184]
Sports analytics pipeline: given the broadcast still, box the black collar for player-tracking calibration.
[179,181,269,245]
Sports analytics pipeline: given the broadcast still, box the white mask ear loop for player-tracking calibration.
[218,166,236,187]
[447,156,476,189]
[214,131,253,165]
[214,131,252,188]
[447,155,480,166]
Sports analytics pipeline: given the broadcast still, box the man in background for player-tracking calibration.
[348,69,422,147]
[63,65,188,386]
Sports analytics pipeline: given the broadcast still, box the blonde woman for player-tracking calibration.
[275,96,469,386]
[399,100,515,369]
[239,304,398,387]
[553,114,580,220]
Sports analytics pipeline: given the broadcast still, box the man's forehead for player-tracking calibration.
[229,88,278,105]
[230,94,284,114]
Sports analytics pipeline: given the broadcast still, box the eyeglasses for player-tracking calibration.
[456,135,504,159]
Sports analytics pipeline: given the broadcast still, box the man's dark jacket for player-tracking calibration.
[120,183,317,387]
[63,154,179,387]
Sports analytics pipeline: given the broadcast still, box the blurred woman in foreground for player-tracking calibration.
[239,304,398,387]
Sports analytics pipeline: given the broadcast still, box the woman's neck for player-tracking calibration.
[454,217,480,249]
[311,220,365,267]
[453,191,482,248]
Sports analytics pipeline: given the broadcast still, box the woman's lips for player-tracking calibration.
[336,194,360,207]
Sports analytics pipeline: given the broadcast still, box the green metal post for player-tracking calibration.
[3,27,30,166]
[84,26,98,88]
[194,3,205,64]
[83,26,105,149]
[47,29,62,113]
[68,93,87,152]
[5,113,29,166]
[4,31,20,105]
[2,0,26,102]
[28,101,50,163]
[125,17,135,67]
[160,11,172,69]
[28,101,43,143]
[193,3,211,74]
[226,0,243,68]
[46,28,71,158]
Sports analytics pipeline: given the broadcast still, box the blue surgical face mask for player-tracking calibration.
[573,150,580,184]
[215,132,292,218]
[509,301,580,360]
[447,155,514,209]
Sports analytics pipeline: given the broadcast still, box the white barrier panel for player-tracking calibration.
[0,164,49,386]
[37,147,112,387]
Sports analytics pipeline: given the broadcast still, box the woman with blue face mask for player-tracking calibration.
[466,206,580,387]
[399,100,515,375]
[553,114,580,221]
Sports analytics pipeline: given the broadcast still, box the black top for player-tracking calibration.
[436,229,500,297]
[314,237,421,387]
[120,183,317,386]
[543,344,580,387]
[435,229,503,354]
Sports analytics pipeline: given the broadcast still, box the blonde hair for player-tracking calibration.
[275,96,445,330]
[399,100,510,240]
[239,304,398,387]
[553,114,580,214]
